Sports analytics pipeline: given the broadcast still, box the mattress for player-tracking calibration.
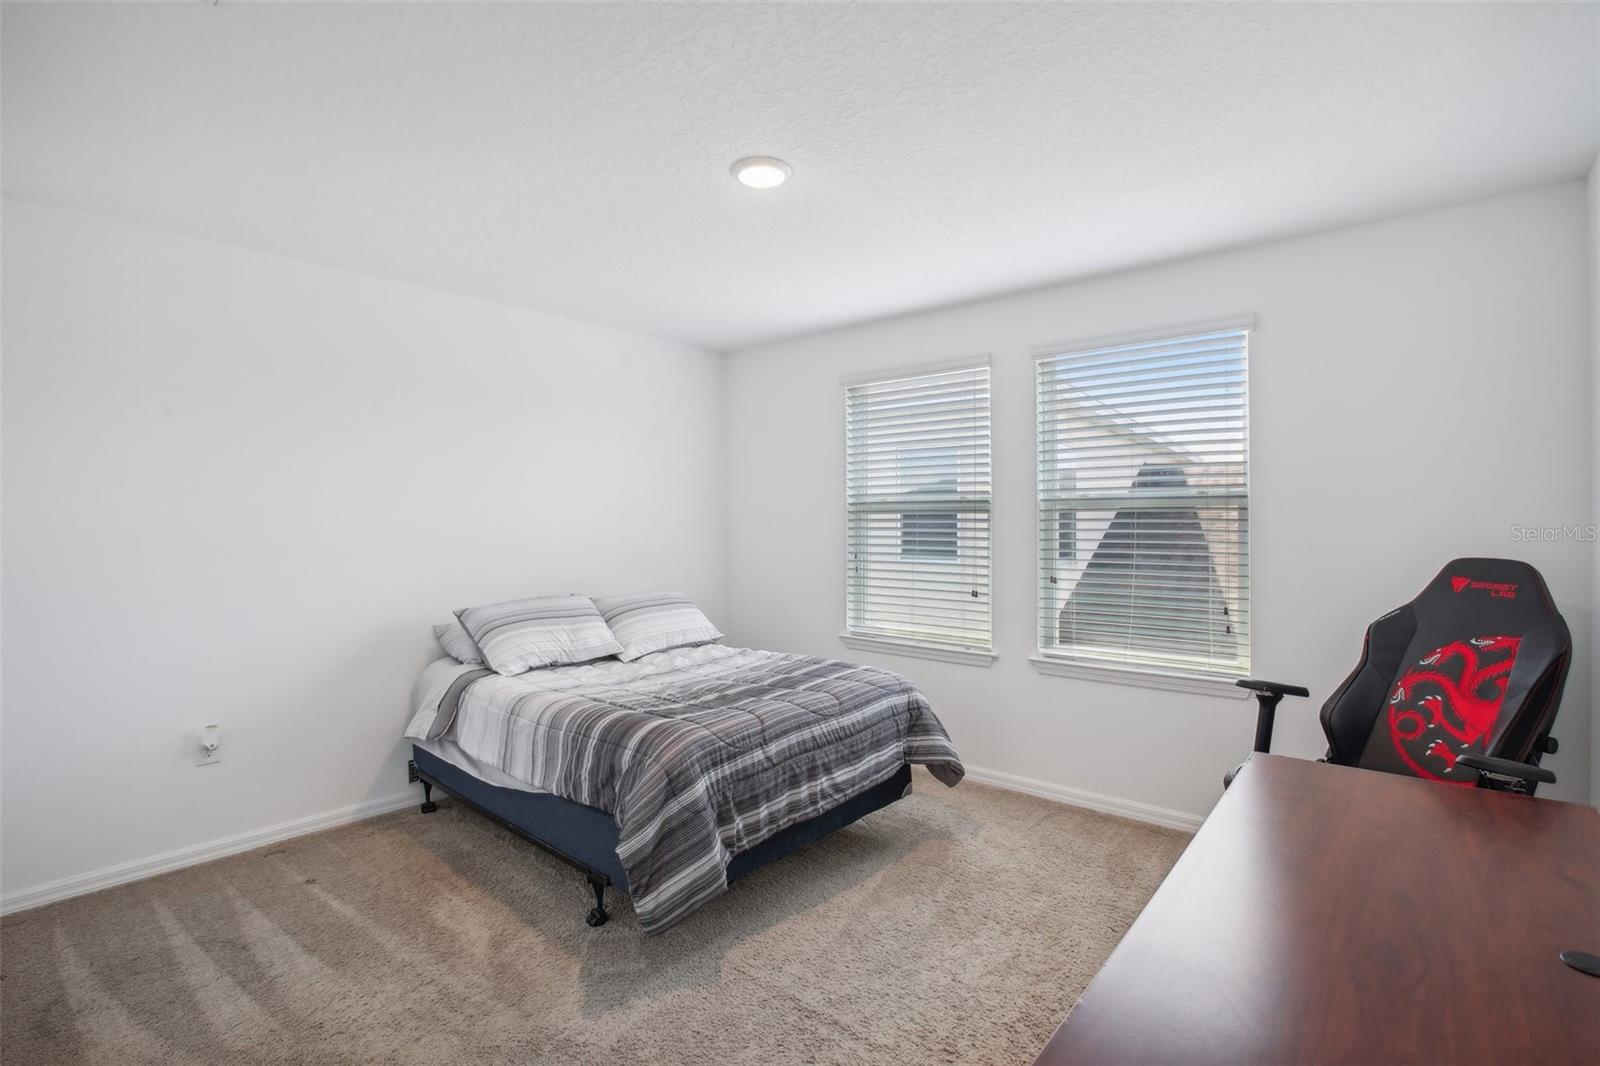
[411,736,549,796]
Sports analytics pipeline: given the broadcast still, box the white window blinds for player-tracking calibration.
[1037,325,1249,678]
[845,364,991,652]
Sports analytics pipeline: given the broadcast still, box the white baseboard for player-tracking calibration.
[3,770,1198,915]
[0,789,419,917]
[962,764,1206,833]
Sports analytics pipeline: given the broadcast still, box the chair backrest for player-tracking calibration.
[1319,558,1570,788]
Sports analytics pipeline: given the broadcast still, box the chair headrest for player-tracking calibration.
[1413,557,1563,632]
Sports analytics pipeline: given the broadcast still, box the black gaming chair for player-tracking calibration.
[1229,558,1570,794]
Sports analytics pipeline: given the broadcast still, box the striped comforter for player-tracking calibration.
[403,644,963,932]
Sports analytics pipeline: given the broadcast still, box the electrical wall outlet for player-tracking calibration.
[195,724,222,766]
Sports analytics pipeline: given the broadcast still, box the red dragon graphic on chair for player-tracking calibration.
[1384,635,1520,783]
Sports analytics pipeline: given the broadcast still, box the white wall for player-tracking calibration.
[725,181,1595,818]
[1590,154,1600,807]
[0,199,726,900]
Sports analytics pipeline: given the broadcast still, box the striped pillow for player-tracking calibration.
[433,620,483,665]
[594,591,723,662]
[455,594,622,676]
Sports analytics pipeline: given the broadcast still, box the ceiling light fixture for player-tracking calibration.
[732,156,791,189]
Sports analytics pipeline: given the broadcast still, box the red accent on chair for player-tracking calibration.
[1383,636,1520,784]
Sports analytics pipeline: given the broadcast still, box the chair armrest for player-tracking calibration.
[1235,678,1311,699]
[1234,678,1310,756]
[1456,753,1556,786]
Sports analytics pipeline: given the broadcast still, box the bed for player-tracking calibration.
[403,643,964,932]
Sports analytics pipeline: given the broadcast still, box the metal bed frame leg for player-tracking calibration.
[412,760,614,929]
[585,873,609,927]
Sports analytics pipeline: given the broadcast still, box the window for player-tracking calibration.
[1055,469,1077,561]
[845,363,991,654]
[901,509,958,560]
[1036,323,1249,680]
[898,447,959,560]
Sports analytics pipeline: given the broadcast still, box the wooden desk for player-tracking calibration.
[1035,755,1600,1065]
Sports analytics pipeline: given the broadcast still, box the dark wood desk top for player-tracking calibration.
[1035,755,1600,1065]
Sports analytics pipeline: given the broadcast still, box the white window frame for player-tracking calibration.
[841,357,995,666]
[1031,318,1254,698]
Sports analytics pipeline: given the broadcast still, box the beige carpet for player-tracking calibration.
[1,770,1189,1065]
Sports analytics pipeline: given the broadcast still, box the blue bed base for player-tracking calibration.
[409,744,913,927]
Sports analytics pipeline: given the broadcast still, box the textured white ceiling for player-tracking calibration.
[5,3,1596,350]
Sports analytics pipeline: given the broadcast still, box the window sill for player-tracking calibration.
[839,633,997,667]
[1028,654,1248,698]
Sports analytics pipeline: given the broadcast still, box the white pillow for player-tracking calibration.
[433,620,483,665]
[455,594,622,676]
[593,591,723,662]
